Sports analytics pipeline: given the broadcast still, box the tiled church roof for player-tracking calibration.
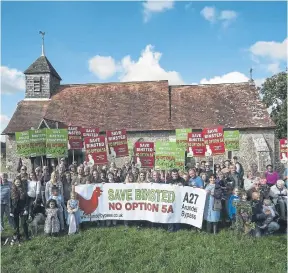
[3,100,50,134]
[170,82,274,129]
[2,80,275,134]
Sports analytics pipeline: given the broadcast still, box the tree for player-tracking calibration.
[260,71,287,139]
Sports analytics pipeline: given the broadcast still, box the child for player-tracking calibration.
[48,186,66,231]
[67,192,81,235]
[228,188,240,227]
[44,199,60,236]
[10,178,30,241]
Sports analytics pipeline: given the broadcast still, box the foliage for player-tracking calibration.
[234,200,255,234]
[260,72,287,138]
[1,225,287,273]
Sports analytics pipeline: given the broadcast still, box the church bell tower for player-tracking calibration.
[23,31,62,99]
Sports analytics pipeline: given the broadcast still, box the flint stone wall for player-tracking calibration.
[5,128,283,178]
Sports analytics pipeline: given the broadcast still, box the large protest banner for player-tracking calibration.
[202,126,225,156]
[81,127,100,138]
[176,128,192,150]
[155,141,176,170]
[84,136,108,166]
[15,131,30,157]
[187,132,205,157]
[46,129,68,158]
[68,126,83,150]
[75,183,207,228]
[134,142,154,168]
[280,138,288,162]
[106,129,129,158]
[224,130,240,151]
[29,129,46,157]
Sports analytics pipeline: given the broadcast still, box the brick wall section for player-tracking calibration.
[5,129,283,177]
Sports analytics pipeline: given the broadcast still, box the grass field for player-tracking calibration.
[1,223,287,273]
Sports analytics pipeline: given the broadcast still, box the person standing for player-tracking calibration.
[203,163,213,182]
[167,169,185,232]
[226,165,241,189]
[204,174,222,234]
[1,173,14,229]
[232,156,244,183]
[188,169,204,189]
[10,178,30,241]
[265,164,280,187]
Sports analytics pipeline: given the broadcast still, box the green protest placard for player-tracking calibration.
[224,130,240,151]
[176,128,192,150]
[155,141,176,170]
[46,129,68,158]
[15,131,30,157]
[29,129,46,157]
[128,140,134,157]
[175,147,186,171]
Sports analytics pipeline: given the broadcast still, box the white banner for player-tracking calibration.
[75,183,207,229]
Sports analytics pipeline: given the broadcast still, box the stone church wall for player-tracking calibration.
[4,128,282,179]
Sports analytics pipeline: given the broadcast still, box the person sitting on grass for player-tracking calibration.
[250,192,279,237]
[269,180,287,221]
[44,199,60,237]
[258,199,280,235]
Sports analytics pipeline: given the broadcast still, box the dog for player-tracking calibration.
[28,213,46,237]
[28,201,46,237]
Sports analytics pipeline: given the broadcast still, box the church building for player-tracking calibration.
[2,43,278,175]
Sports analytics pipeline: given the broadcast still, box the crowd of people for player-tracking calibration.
[1,156,287,245]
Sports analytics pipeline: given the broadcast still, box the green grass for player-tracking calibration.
[1,224,287,273]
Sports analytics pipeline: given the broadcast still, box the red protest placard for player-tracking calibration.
[280,138,288,161]
[81,127,100,138]
[84,136,108,166]
[106,129,129,158]
[134,142,155,168]
[202,126,225,155]
[68,126,83,150]
[187,132,205,157]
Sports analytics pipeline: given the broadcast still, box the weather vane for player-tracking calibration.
[39,31,45,56]
[249,68,253,80]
